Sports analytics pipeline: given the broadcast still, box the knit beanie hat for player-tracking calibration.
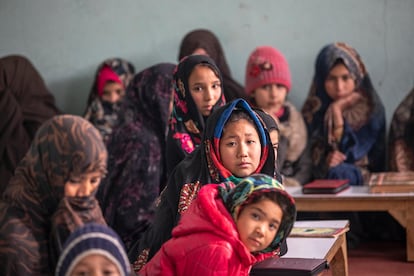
[218,174,296,253]
[245,46,291,95]
[55,223,131,276]
[97,65,124,97]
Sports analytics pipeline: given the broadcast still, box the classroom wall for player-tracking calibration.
[1,0,413,129]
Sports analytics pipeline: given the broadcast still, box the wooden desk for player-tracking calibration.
[286,186,414,262]
[285,220,349,276]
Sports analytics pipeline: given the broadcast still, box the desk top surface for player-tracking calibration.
[286,186,414,199]
[283,237,337,259]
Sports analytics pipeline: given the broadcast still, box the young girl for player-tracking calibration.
[166,54,226,176]
[55,223,132,276]
[97,63,176,252]
[301,42,386,185]
[139,174,296,275]
[245,46,312,186]
[84,58,135,144]
[131,99,278,272]
[0,55,61,189]
[388,87,414,171]
[178,28,247,102]
[0,115,107,275]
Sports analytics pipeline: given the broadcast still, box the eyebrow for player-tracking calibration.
[251,206,281,224]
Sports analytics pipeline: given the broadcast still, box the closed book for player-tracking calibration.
[368,172,414,193]
[302,179,349,194]
[250,257,328,276]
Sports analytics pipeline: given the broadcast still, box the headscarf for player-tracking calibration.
[302,42,386,184]
[0,115,107,275]
[388,87,414,171]
[178,29,247,101]
[83,58,135,144]
[166,54,226,175]
[97,63,176,252]
[0,55,60,190]
[219,174,296,253]
[55,223,131,276]
[132,99,277,270]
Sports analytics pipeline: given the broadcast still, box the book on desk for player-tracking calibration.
[250,257,328,276]
[368,171,414,193]
[302,179,350,194]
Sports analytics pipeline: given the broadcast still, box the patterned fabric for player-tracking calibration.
[178,29,247,101]
[388,87,414,171]
[302,42,386,185]
[0,115,107,275]
[131,99,277,271]
[219,174,296,253]
[0,55,60,190]
[97,63,176,252]
[166,54,225,176]
[84,58,135,144]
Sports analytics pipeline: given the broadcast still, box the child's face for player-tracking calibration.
[71,254,120,276]
[188,65,222,116]
[252,84,287,114]
[101,82,125,104]
[219,119,261,177]
[64,171,103,197]
[269,129,279,161]
[236,198,283,253]
[324,63,355,101]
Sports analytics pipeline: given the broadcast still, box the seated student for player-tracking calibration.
[178,28,247,102]
[97,63,176,252]
[245,46,312,186]
[84,58,135,144]
[302,42,386,185]
[139,174,296,276]
[166,54,225,176]
[388,87,414,171]
[0,54,60,190]
[0,115,107,275]
[131,99,278,272]
[55,223,132,276]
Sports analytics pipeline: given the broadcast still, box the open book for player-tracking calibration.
[368,172,414,193]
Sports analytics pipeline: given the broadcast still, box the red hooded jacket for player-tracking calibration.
[139,184,277,276]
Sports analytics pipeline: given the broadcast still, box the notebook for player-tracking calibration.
[250,257,328,276]
[302,179,349,194]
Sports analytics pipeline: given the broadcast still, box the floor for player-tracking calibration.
[321,241,414,275]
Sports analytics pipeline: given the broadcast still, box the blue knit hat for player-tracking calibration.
[55,223,131,276]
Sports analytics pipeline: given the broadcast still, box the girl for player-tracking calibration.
[166,54,226,176]
[132,99,278,272]
[0,115,107,275]
[388,87,414,171]
[245,46,312,186]
[0,55,60,189]
[55,223,132,276]
[84,58,135,144]
[178,29,247,102]
[97,63,176,252]
[302,42,386,185]
[139,174,296,275]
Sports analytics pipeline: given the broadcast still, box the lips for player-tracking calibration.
[238,162,251,168]
[249,237,261,248]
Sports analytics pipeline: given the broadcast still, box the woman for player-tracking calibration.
[178,29,247,102]
[0,55,60,190]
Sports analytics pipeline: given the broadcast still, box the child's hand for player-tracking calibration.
[326,150,346,168]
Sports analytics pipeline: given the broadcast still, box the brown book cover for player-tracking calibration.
[368,172,414,193]
[250,257,328,276]
[302,179,349,194]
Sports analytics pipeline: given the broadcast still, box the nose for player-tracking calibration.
[268,84,277,97]
[335,79,345,92]
[238,143,248,158]
[255,224,265,237]
[110,93,119,103]
[204,88,213,101]
[77,181,93,197]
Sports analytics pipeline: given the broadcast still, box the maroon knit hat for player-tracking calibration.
[245,46,291,95]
